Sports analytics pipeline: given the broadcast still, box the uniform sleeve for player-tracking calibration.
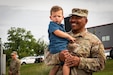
[78,42,106,72]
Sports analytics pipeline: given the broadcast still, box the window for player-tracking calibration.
[102,36,110,41]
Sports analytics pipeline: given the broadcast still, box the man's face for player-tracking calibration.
[11,54,16,59]
[69,15,87,32]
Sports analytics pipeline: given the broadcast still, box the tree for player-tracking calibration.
[34,38,48,55]
[4,27,36,58]
[4,27,48,65]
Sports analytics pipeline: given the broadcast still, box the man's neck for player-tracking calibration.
[72,28,86,34]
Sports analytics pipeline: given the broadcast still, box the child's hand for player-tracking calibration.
[68,36,76,43]
[68,42,79,52]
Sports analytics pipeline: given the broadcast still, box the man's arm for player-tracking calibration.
[78,43,106,72]
[13,59,21,73]
[65,42,106,72]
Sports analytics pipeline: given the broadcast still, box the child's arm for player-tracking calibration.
[54,30,75,42]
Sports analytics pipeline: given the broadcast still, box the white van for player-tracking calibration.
[20,56,37,65]
[20,55,44,65]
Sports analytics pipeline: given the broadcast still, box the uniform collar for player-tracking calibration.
[69,29,88,38]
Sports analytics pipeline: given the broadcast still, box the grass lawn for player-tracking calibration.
[6,63,51,75]
[6,59,113,75]
[94,59,113,75]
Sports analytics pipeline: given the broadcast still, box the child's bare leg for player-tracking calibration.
[49,65,60,75]
[63,64,70,75]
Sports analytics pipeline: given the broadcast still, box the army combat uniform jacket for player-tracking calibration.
[9,58,21,75]
[56,29,106,75]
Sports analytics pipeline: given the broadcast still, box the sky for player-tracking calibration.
[0,0,113,43]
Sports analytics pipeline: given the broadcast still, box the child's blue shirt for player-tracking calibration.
[48,21,68,54]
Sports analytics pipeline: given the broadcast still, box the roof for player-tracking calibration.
[87,23,113,29]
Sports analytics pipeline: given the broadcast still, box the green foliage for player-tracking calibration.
[4,27,47,65]
[34,38,47,55]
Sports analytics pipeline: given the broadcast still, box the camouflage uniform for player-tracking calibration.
[9,58,21,75]
[56,30,106,75]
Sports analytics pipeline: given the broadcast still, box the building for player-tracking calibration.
[87,23,113,50]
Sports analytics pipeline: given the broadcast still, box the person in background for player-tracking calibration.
[8,51,21,75]
[48,5,79,75]
[56,8,106,75]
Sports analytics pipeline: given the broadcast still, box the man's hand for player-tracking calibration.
[59,50,70,61]
[65,55,80,67]
[59,50,80,67]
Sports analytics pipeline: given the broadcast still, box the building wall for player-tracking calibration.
[87,23,113,48]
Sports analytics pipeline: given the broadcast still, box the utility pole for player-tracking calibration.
[0,38,2,75]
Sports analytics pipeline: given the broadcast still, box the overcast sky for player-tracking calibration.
[0,0,113,43]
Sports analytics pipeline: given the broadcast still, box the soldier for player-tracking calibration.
[8,51,21,75]
[57,8,106,75]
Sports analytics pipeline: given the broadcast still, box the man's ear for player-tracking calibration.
[86,18,88,24]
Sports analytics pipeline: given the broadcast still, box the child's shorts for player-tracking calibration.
[44,50,60,66]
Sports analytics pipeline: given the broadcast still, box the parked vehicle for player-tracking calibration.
[20,56,38,65]
[110,47,113,59]
[20,55,44,65]
[34,55,44,63]
[104,48,113,59]
[104,50,110,58]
